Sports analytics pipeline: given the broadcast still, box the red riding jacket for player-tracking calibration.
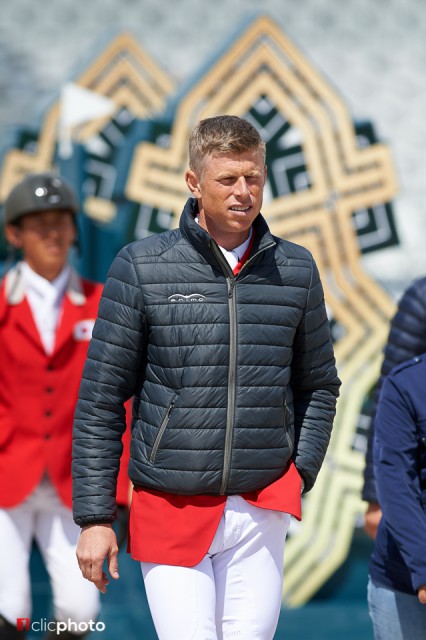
[0,264,130,509]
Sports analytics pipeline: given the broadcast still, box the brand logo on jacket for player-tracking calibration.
[168,293,206,303]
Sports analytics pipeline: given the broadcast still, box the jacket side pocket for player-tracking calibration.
[283,398,294,456]
[150,399,175,464]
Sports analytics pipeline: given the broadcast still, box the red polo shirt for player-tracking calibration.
[128,234,302,566]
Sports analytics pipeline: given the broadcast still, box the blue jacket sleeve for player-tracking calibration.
[363,277,426,502]
[374,375,426,592]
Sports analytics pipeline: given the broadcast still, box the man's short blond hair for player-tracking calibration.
[188,115,266,176]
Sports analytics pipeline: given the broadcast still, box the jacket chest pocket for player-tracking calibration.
[150,398,176,464]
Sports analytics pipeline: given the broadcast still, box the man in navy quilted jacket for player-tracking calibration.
[363,277,426,539]
[368,355,426,638]
[72,115,340,640]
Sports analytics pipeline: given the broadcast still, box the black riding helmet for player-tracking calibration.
[4,172,79,225]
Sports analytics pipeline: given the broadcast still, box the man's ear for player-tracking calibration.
[185,169,202,198]
[4,224,22,249]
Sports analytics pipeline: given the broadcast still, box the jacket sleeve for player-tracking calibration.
[362,277,426,502]
[290,257,341,492]
[72,247,146,526]
[374,375,426,592]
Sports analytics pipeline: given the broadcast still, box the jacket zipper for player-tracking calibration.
[220,277,237,493]
[237,242,275,275]
[209,238,276,494]
[150,400,175,463]
[209,241,237,494]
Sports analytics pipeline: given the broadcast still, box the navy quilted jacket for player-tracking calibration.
[363,276,426,502]
[73,198,340,526]
[369,355,426,594]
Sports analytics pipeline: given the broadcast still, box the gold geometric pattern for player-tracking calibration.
[125,15,398,605]
[0,32,175,219]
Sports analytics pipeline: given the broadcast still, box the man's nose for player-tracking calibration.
[233,176,250,196]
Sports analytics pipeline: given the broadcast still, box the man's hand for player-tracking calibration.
[76,523,119,594]
[364,502,382,540]
[418,586,426,604]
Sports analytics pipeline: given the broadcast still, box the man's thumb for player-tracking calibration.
[108,549,119,579]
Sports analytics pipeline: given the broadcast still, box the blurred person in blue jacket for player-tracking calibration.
[363,277,426,539]
[368,355,426,640]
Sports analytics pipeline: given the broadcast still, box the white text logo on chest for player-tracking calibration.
[168,293,206,303]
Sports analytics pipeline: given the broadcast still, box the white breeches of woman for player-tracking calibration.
[141,495,291,640]
[0,477,100,626]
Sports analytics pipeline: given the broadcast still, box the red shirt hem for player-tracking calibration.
[128,461,302,566]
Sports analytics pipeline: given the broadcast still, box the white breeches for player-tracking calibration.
[0,477,100,626]
[141,495,291,640]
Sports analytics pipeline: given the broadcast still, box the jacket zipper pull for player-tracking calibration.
[227,278,235,299]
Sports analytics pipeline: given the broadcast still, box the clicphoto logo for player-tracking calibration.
[16,618,106,634]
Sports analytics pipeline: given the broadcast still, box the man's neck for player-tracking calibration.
[195,215,251,251]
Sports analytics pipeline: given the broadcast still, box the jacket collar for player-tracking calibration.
[179,198,276,265]
[3,262,86,306]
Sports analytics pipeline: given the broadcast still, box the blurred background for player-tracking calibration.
[2,0,426,292]
[2,0,426,637]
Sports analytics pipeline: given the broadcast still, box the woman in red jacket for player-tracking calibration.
[0,173,129,640]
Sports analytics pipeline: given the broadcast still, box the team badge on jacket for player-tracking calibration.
[73,319,95,341]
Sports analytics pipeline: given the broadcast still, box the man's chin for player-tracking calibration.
[230,216,256,231]
[229,207,254,218]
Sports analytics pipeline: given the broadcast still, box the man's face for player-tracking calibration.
[185,148,267,249]
[5,209,76,280]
